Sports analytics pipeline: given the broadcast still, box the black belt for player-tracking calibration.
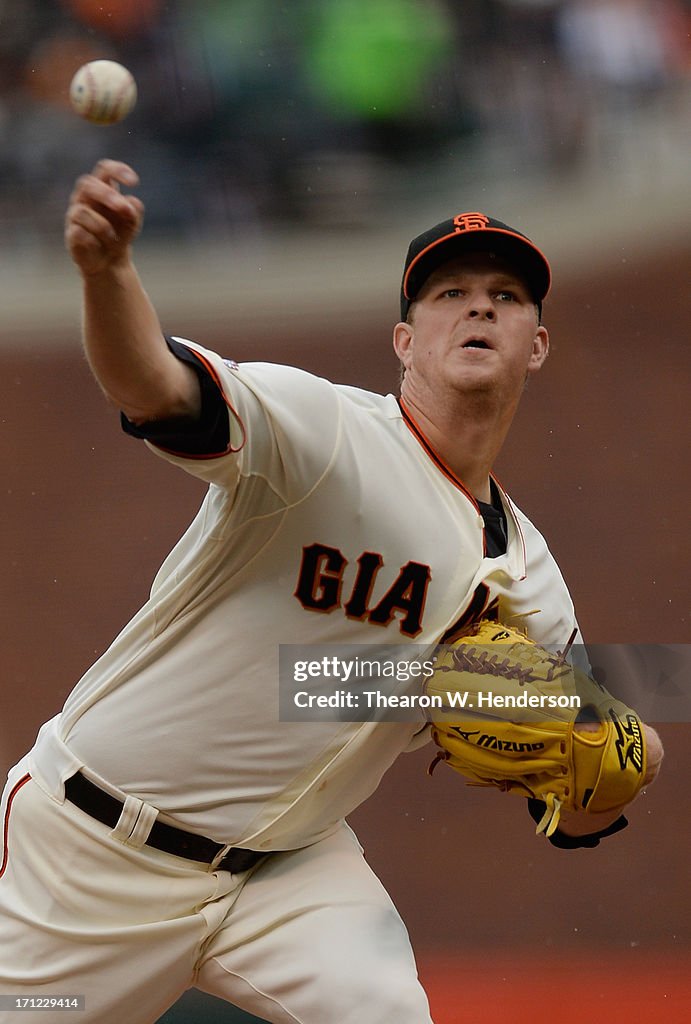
[64,772,266,874]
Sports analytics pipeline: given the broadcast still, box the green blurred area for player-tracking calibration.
[304,0,452,119]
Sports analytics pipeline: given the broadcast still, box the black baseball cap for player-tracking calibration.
[400,212,551,320]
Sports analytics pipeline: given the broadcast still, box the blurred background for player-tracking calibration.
[1,1,690,1021]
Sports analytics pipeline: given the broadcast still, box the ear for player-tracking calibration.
[527,325,549,374]
[393,321,414,367]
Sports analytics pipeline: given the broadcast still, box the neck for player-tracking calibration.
[400,389,519,503]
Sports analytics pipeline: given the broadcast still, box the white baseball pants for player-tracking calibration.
[0,758,434,1024]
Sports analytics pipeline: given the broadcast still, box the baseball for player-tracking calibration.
[69,60,137,126]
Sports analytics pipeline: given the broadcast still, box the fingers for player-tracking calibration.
[68,166,142,225]
[65,160,144,274]
[91,158,139,187]
[642,724,663,786]
[69,202,126,247]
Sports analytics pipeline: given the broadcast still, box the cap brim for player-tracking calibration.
[403,227,551,308]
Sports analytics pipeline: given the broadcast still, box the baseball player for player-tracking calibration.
[0,160,662,1023]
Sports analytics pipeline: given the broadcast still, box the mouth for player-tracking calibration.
[461,338,492,350]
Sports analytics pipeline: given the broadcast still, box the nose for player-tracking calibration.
[467,290,495,320]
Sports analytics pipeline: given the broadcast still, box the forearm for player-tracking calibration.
[82,260,199,424]
[66,159,200,425]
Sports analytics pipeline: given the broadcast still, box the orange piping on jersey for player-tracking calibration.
[154,346,247,461]
[0,772,31,879]
[398,398,488,557]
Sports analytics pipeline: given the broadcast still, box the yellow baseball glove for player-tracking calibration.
[424,620,647,842]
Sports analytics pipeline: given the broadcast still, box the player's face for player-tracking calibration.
[393,253,549,403]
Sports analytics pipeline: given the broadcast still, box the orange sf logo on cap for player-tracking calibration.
[453,213,490,232]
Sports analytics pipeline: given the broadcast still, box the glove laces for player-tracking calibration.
[534,793,562,837]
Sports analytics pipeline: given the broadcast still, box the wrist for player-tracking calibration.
[554,805,626,837]
[78,250,136,283]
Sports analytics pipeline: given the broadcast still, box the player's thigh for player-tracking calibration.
[0,764,230,1024]
[197,825,434,1024]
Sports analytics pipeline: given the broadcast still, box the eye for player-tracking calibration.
[443,288,465,298]
[495,290,516,302]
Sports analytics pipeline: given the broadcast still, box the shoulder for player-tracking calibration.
[333,382,401,421]
[170,337,397,419]
[169,338,326,392]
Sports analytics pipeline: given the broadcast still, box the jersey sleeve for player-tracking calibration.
[122,337,231,456]
[123,336,342,501]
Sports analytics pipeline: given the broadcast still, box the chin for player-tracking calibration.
[450,371,497,392]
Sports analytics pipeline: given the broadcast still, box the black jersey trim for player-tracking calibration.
[477,481,508,559]
[121,337,236,457]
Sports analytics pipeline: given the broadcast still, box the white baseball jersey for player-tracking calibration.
[29,339,580,852]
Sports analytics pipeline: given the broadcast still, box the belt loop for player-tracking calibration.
[209,844,233,872]
[110,795,159,849]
